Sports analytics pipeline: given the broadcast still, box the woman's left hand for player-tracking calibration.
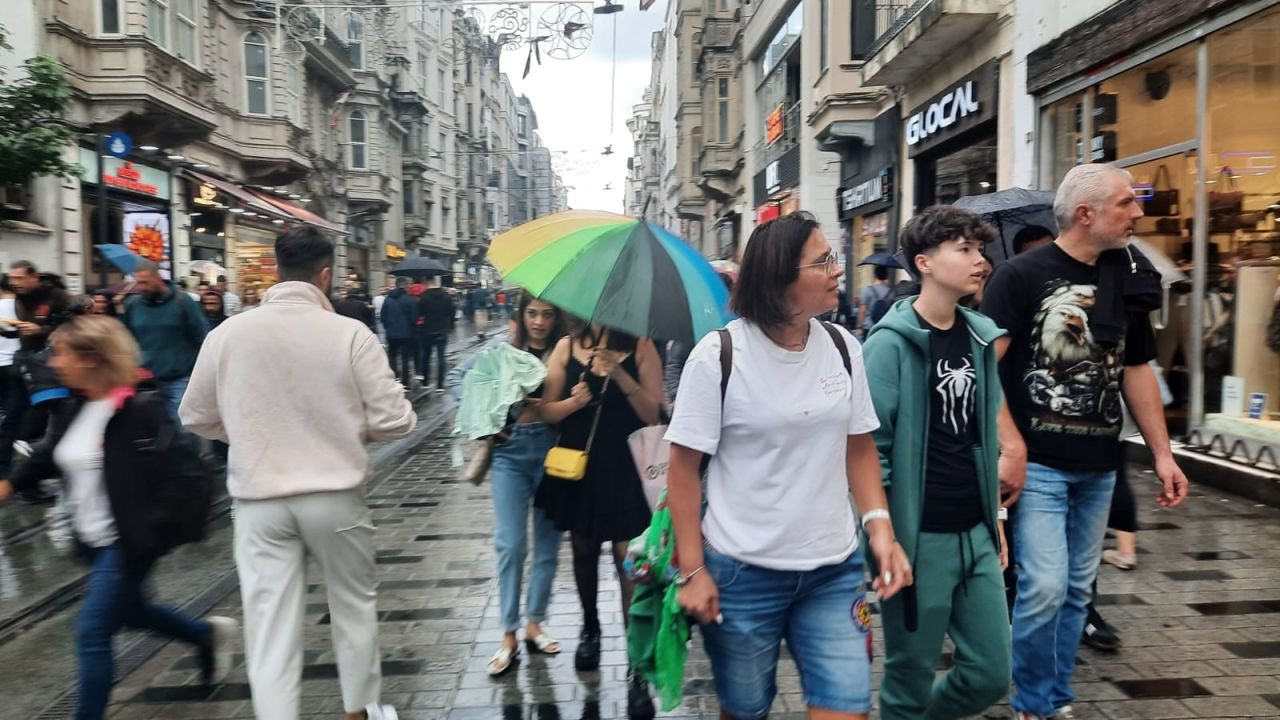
[592,349,627,379]
[867,526,912,600]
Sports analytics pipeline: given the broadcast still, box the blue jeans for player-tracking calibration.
[700,544,872,719]
[1011,462,1117,716]
[0,363,29,476]
[76,545,210,720]
[155,376,189,426]
[491,423,562,634]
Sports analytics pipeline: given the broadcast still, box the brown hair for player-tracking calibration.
[732,211,820,328]
[513,291,565,350]
[51,315,141,388]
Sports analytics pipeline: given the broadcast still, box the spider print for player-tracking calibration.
[935,357,975,434]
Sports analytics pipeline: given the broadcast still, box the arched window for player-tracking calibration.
[244,32,269,115]
[349,110,367,169]
[347,14,364,70]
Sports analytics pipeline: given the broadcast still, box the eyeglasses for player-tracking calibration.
[797,253,840,275]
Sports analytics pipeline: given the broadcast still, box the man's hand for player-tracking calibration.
[16,321,39,337]
[1154,454,1189,508]
[0,480,13,503]
[676,570,720,625]
[999,445,1027,507]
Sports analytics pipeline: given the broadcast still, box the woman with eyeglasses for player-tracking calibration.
[665,212,912,720]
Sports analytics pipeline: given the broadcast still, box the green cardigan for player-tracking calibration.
[862,298,1007,566]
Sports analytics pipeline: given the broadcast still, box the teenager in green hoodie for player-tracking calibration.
[863,206,1011,720]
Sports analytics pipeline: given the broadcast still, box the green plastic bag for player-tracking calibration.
[625,492,691,712]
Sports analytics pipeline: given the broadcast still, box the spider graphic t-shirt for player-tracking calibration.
[915,311,984,533]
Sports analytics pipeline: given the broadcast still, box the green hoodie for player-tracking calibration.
[862,297,1007,566]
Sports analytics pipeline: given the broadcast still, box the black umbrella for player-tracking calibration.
[389,257,450,277]
[953,188,1057,264]
[857,252,903,269]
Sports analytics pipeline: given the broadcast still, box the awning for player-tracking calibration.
[246,190,347,235]
[185,170,292,223]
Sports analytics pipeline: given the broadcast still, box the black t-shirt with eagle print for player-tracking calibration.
[915,311,984,533]
[981,242,1158,473]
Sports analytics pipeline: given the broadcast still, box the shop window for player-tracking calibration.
[349,111,367,169]
[1041,91,1087,186]
[100,0,121,35]
[1203,6,1280,422]
[148,0,169,47]
[348,14,365,70]
[244,32,270,116]
[175,0,197,63]
[1096,43,1197,160]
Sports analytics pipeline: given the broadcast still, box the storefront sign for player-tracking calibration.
[766,105,785,145]
[754,146,800,201]
[104,132,133,159]
[765,161,780,194]
[905,61,998,158]
[756,203,780,225]
[386,243,407,259]
[123,212,171,269]
[79,148,171,200]
[193,183,220,206]
[1075,131,1117,164]
[840,167,893,214]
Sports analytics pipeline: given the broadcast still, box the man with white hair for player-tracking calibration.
[980,163,1188,720]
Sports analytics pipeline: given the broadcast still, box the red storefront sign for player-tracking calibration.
[102,162,160,196]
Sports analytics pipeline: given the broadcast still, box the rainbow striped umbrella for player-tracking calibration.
[487,210,732,344]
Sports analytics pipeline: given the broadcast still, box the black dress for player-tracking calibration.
[535,352,652,542]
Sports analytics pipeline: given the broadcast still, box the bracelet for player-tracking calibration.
[861,508,891,527]
[675,564,706,587]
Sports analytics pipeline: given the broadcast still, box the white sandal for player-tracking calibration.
[487,644,520,676]
[524,632,561,655]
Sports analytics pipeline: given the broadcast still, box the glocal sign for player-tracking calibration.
[904,61,998,158]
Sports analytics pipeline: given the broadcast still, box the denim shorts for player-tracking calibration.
[700,543,873,719]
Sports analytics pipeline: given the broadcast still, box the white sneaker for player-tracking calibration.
[202,616,238,685]
[1102,549,1136,570]
[365,704,399,720]
[1051,707,1075,719]
[12,439,30,459]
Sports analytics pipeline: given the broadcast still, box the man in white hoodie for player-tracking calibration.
[180,227,415,720]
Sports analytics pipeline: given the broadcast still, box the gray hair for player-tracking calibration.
[133,259,160,275]
[1053,163,1132,230]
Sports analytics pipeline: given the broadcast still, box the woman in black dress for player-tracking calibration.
[536,323,663,715]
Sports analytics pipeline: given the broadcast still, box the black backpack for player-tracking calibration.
[867,285,895,325]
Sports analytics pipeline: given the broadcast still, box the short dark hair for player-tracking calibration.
[732,212,821,327]
[1013,224,1054,255]
[873,265,890,281]
[899,206,997,277]
[10,260,36,275]
[275,227,334,282]
[395,275,410,288]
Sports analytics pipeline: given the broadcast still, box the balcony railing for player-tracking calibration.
[760,101,802,167]
[871,0,930,53]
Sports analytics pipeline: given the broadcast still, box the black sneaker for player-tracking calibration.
[626,672,655,720]
[1081,605,1121,651]
[574,628,601,671]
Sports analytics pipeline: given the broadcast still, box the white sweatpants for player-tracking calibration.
[233,488,382,719]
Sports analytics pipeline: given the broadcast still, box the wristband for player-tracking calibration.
[675,565,705,587]
[997,507,1008,521]
[861,508,891,527]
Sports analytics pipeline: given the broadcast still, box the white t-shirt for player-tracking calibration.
[0,298,21,367]
[665,318,879,571]
[54,398,119,548]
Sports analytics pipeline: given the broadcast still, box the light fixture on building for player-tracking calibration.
[192,162,210,168]
[216,232,226,237]
[594,0,623,14]
[168,154,185,161]
[195,227,207,233]
[272,219,285,225]
[300,198,312,203]
[229,207,246,214]
[979,181,992,188]
[139,145,159,152]
[288,193,301,199]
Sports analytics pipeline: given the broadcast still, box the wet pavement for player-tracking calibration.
[23,420,1271,720]
[0,324,496,717]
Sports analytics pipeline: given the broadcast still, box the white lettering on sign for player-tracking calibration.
[842,176,884,212]
[765,161,780,194]
[905,81,981,146]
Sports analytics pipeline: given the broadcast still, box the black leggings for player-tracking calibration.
[570,534,635,633]
[1107,461,1137,533]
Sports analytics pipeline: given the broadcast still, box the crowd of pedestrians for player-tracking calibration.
[0,162,1195,720]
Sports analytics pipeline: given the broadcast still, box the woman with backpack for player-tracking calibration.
[0,315,234,720]
[664,212,912,720]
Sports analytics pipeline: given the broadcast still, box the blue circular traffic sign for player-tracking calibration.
[105,132,133,159]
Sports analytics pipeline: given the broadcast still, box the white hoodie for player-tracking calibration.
[180,281,416,500]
